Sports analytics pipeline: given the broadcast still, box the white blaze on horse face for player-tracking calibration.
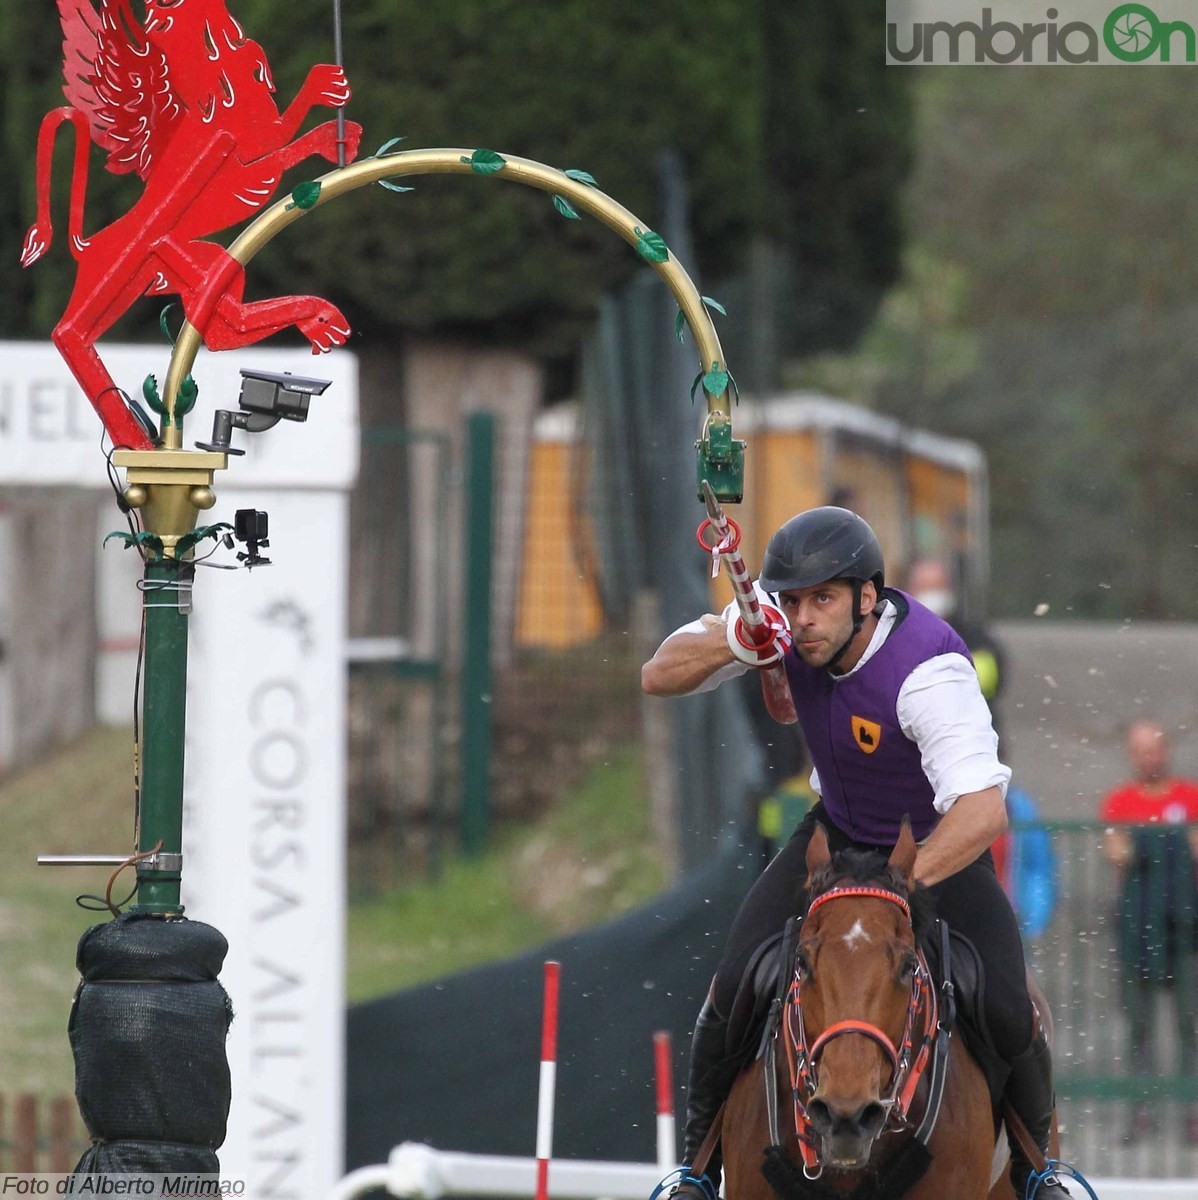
[841,919,872,950]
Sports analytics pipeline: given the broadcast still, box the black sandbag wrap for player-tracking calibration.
[69,913,233,1174]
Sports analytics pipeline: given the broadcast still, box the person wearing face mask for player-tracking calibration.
[906,557,1006,739]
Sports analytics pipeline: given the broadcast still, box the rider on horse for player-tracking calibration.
[641,506,1066,1197]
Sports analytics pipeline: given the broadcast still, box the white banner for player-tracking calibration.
[183,487,348,1198]
[0,341,357,485]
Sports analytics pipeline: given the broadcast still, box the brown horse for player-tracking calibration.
[723,824,1053,1200]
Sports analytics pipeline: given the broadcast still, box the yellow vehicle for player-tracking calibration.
[516,392,988,648]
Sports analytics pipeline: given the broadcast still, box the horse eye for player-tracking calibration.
[898,954,917,982]
[795,948,813,980]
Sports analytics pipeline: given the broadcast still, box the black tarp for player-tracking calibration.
[70,913,232,1174]
[346,850,755,1169]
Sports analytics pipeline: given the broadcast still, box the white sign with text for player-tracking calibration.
[182,488,348,1198]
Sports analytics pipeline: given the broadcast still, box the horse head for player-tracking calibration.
[788,822,934,1171]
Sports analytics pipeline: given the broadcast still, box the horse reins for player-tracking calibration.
[779,885,942,1180]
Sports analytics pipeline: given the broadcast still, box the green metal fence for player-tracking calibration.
[347,428,452,891]
[1022,821,1197,1178]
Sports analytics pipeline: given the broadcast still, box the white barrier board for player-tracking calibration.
[330,1146,1198,1200]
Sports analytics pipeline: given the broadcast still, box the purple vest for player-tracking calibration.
[783,589,972,845]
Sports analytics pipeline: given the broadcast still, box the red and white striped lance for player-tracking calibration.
[698,482,797,725]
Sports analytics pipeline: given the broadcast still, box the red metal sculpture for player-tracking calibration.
[22,0,362,450]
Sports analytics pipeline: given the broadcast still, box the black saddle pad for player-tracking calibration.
[922,923,1008,1110]
[726,929,787,1063]
[727,919,1009,1110]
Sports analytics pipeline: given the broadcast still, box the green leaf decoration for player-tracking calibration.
[176,522,233,557]
[564,168,599,188]
[159,304,178,345]
[173,374,199,423]
[137,532,165,559]
[142,374,166,416]
[703,363,731,399]
[103,530,164,559]
[461,149,507,175]
[373,139,414,191]
[634,227,669,264]
[552,195,580,220]
[677,296,727,345]
[286,180,323,210]
[689,369,705,404]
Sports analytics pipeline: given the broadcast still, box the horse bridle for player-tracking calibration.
[780,885,940,1179]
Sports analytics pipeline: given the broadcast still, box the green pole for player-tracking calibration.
[134,559,192,913]
[460,411,494,856]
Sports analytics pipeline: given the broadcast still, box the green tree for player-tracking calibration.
[793,68,1198,620]
[758,0,913,357]
[174,0,763,358]
[3,0,912,364]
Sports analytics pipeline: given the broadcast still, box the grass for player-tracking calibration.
[346,742,662,1000]
[0,726,137,1101]
[0,728,663,1094]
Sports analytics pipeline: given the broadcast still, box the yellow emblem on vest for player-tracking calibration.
[852,717,882,754]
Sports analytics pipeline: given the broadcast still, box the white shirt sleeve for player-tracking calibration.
[896,652,1011,814]
[657,582,776,696]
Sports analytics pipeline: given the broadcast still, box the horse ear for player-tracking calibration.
[805,822,831,883]
[887,817,917,885]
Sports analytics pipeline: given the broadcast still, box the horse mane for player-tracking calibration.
[807,848,937,942]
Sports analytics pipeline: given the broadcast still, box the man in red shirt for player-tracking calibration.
[1100,719,1198,1144]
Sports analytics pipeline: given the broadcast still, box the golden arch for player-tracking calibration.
[162,147,730,434]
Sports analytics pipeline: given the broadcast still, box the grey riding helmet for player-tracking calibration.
[758,507,885,593]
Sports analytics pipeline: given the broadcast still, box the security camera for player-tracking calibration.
[238,369,331,421]
[197,369,332,455]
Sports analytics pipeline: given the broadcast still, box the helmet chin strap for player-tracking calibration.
[824,579,866,673]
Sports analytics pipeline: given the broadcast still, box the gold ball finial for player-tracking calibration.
[189,486,217,511]
[123,484,148,509]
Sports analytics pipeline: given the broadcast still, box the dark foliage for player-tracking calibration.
[759,0,914,357]
[3,0,912,363]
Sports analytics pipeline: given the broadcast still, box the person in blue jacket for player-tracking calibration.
[1003,785,1057,941]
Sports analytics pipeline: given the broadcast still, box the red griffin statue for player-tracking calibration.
[21,0,363,450]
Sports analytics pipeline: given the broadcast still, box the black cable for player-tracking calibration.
[101,423,146,555]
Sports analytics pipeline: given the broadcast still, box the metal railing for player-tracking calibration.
[1021,821,1198,1178]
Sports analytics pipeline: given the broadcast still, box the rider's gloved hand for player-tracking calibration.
[721,599,792,668]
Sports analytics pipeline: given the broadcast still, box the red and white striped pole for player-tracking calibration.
[535,961,561,1200]
[653,1030,677,1173]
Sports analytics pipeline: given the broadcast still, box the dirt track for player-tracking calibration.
[995,620,1198,819]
